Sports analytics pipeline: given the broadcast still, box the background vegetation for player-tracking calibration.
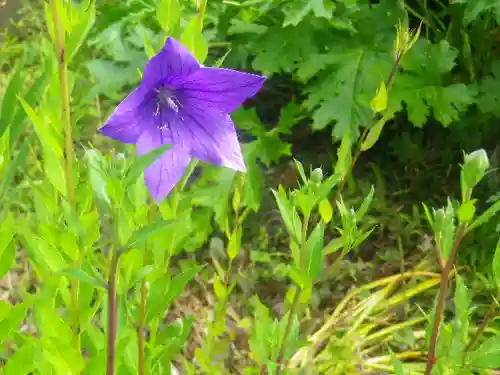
[2,0,500,374]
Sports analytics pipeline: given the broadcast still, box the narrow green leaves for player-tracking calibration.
[181,18,208,63]
[157,0,181,34]
[124,219,176,251]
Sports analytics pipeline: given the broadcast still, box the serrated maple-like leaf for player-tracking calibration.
[251,25,318,76]
[304,47,392,138]
[283,0,332,27]
[450,0,500,24]
[389,39,474,127]
[294,2,404,139]
[477,60,500,117]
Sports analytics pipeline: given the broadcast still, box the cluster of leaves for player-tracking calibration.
[3,1,500,375]
[204,0,500,144]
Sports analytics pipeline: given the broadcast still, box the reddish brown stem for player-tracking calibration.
[106,250,120,375]
[424,225,466,375]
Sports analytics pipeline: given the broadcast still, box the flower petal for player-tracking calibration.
[142,38,200,89]
[174,101,246,172]
[99,87,147,143]
[144,147,191,202]
[137,130,190,201]
[179,67,266,113]
[136,121,173,157]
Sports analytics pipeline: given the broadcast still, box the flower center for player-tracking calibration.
[154,86,181,114]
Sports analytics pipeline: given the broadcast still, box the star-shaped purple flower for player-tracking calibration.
[100,37,266,202]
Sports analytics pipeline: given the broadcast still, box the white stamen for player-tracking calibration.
[166,97,179,113]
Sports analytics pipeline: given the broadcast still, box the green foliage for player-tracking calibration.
[3,1,500,375]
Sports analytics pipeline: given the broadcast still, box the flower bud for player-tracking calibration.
[462,149,489,192]
[464,149,490,171]
[310,168,323,184]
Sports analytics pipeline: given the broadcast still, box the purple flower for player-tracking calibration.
[100,37,266,202]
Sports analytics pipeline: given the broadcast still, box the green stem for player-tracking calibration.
[274,215,310,374]
[138,280,147,375]
[276,289,301,375]
[424,224,466,375]
[106,247,120,375]
[49,0,79,347]
[138,207,154,375]
[49,0,76,206]
[333,50,402,206]
[198,0,208,32]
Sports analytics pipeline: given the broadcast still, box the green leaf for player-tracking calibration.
[324,237,344,255]
[454,274,470,342]
[24,235,67,272]
[85,148,110,206]
[334,131,352,178]
[469,336,500,368]
[165,266,204,305]
[0,242,15,280]
[390,40,474,127]
[156,317,195,363]
[450,0,500,24]
[213,275,227,301]
[242,144,264,211]
[303,222,324,281]
[157,0,181,33]
[468,199,500,231]
[87,59,141,97]
[44,145,67,196]
[59,268,107,289]
[355,185,375,221]
[318,199,333,224]
[180,18,208,63]
[227,226,242,261]
[0,301,29,341]
[18,94,63,158]
[370,81,388,113]
[283,0,332,27]
[390,352,405,375]
[252,24,318,76]
[361,112,393,151]
[277,100,302,134]
[272,186,302,243]
[477,60,500,116]
[253,132,291,166]
[0,55,25,138]
[0,212,16,262]
[457,200,477,223]
[66,0,96,63]
[123,143,172,187]
[124,219,176,250]
[2,342,38,375]
[0,125,10,178]
[492,238,500,288]
[129,265,155,287]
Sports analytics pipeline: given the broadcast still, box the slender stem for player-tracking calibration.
[49,0,76,205]
[424,225,466,375]
[333,52,402,205]
[138,281,147,375]
[106,248,120,375]
[275,216,309,375]
[276,290,301,375]
[138,207,154,375]
[198,0,208,32]
[49,0,79,347]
